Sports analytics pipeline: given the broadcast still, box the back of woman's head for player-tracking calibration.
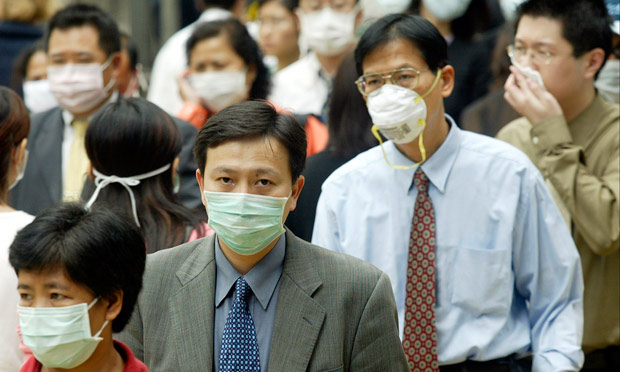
[327,53,376,159]
[85,98,200,252]
[186,19,271,100]
[0,87,30,198]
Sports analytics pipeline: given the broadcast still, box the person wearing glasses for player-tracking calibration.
[497,0,619,370]
[312,13,584,372]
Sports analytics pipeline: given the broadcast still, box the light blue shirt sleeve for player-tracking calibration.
[312,120,584,371]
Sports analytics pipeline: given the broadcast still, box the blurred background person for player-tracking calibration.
[407,0,496,123]
[9,203,148,372]
[286,53,375,241]
[176,18,270,129]
[257,0,300,73]
[10,40,59,113]
[269,0,363,121]
[85,98,211,254]
[0,0,58,95]
[0,86,32,372]
[117,32,147,98]
[460,20,519,136]
[595,0,619,105]
[148,0,244,115]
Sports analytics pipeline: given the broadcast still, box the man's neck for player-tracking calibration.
[315,48,352,78]
[395,113,450,163]
[219,237,278,275]
[561,84,596,123]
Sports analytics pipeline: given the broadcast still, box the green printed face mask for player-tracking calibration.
[204,191,289,255]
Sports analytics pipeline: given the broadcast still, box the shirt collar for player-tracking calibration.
[384,114,461,194]
[214,234,286,310]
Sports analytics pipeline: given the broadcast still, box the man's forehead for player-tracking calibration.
[48,25,106,54]
[516,15,566,45]
[205,136,290,171]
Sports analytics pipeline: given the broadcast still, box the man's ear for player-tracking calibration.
[287,175,305,212]
[196,168,207,208]
[582,48,606,80]
[103,290,123,322]
[439,65,455,98]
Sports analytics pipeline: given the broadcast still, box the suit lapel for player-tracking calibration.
[168,237,216,372]
[269,231,326,372]
[34,108,64,203]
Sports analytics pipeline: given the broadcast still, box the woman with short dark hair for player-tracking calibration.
[85,98,211,253]
[10,203,148,372]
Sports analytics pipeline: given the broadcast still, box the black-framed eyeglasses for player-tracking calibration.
[355,67,429,95]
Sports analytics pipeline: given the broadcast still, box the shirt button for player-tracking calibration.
[532,136,539,144]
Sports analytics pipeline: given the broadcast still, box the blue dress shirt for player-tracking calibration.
[312,117,584,371]
[214,234,285,372]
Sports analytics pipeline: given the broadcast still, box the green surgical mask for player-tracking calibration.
[204,191,289,255]
[17,297,108,368]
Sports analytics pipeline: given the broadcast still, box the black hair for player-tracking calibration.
[193,100,306,182]
[407,0,491,41]
[9,203,146,333]
[327,53,376,158]
[46,4,121,57]
[355,13,448,75]
[0,87,29,202]
[11,40,46,92]
[86,98,206,253]
[196,0,238,11]
[120,32,139,71]
[258,0,298,12]
[515,0,613,68]
[186,19,271,100]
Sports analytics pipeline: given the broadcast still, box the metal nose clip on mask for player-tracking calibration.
[85,163,172,227]
[366,69,442,170]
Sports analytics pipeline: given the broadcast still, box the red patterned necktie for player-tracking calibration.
[402,168,438,372]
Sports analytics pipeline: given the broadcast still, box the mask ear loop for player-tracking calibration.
[370,68,443,170]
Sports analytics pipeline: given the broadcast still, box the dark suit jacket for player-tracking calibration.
[117,230,409,372]
[9,104,202,215]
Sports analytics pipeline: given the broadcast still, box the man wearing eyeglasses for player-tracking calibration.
[312,13,584,372]
[268,0,362,121]
[496,1,619,371]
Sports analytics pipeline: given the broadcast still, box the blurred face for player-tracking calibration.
[25,50,48,81]
[298,0,357,13]
[48,25,119,88]
[514,15,592,106]
[258,1,299,58]
[196,136,304,224]
[361,38,453,131]
[16,268,107,337]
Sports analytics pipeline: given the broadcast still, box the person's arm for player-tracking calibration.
[512,171,584,372]
[350,272,409,371]
[311,191,342,252]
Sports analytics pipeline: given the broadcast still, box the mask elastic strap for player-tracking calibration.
[85,163,172,227]
[93,320,109,338]
[370,68,442,170]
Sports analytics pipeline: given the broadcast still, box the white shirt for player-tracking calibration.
[147,8,232,115]
[0,210,34,372]
[312,119,584,371]
[268,52,329,116]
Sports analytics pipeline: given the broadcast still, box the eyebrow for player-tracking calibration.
[17,283,71,290]
[254,168,280,178]
[514,38,556,48]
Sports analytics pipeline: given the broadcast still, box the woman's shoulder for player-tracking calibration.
[187,221,214,242]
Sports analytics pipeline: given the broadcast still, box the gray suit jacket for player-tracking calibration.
[117,230,408,372]
[9,103,202,215]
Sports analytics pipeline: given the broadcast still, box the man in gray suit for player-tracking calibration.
[9,4,201,215]
[117,101,409,371]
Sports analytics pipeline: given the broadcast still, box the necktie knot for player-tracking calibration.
[414,167,429,193]
[234,277,251,305]
[71,119,89,136]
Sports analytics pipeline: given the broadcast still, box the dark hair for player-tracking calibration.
[11,40,46,92]
[327,53,376,158]
[515,0,613,70]
[196,0,238,11]
[407,0,491,41]
[186,19,271,100]
[86,98,206,253]
[0,87,30,201]
[193,100,306,181]
[9,203,146,333]
[258,0,298,12]
[355,14,448,75]
[46,4,121,57]
[120,32,139,71]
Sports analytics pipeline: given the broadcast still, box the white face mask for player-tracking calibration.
[499,0,525,21]
[48,56,116,115]
[297,8,358,56]
[377,0,411,15]
[595,59,620,104]
[422,0,472,21]
[18,297,109,369]
[22,80,59,113]
[188,70,248,112]
[510,56,546,89]
[9,149,28,190]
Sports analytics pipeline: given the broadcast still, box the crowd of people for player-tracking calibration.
[0,0,618,371]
